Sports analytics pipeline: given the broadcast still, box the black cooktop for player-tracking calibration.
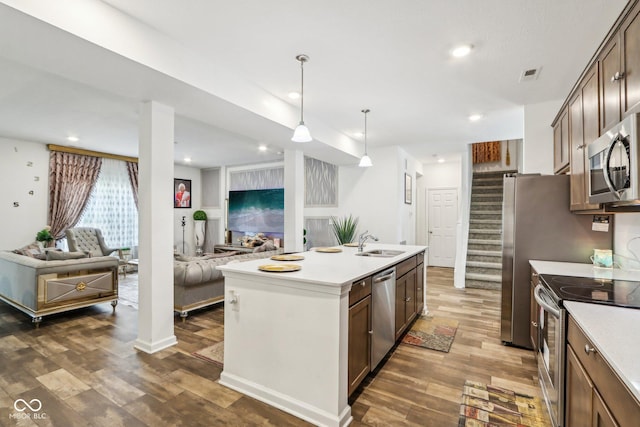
[539,274,640,309]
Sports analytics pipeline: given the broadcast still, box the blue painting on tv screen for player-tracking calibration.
[228,189,284,234]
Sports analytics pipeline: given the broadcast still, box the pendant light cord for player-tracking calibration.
[362,109,370,154]
[300,59,304,123]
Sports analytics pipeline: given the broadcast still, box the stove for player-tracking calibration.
[539,274,640,309]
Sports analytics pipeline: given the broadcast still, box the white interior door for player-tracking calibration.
[428,188,458,267]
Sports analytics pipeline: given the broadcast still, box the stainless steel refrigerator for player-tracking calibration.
[500,174,612,348]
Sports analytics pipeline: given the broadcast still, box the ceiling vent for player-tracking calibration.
[519,67,541,82]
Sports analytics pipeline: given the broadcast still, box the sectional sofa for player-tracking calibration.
[173,247,283,319]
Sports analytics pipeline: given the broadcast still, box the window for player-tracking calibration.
[76,158,138,248]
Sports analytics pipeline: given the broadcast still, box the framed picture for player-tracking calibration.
[174,178,192,208]
[404,173,412,205]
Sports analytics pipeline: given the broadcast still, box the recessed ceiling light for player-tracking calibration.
[258,144,267,151]
[469,114,483,122]
[437,158,445,164]
[184,157,191,163]
[67,136,79,142]
[288,92,300,99]
[451,44,473,58]
[353,131,364,138]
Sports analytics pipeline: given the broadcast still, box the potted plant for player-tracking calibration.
[193,210,207,256]
[330,215,359,245]
[35,225,54,248]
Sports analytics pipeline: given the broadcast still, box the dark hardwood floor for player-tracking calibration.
[0,267,547,426]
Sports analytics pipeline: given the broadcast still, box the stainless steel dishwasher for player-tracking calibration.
[371,267,396,369]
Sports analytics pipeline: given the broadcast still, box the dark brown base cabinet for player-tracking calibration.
[348,251,425,397]
[566,316,640,427]
[348,294,371,396]
[395,256,419,340]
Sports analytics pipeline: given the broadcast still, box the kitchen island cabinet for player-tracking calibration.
[348,275,372,396]
[217,244,427,427]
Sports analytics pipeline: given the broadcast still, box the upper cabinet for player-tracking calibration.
[599,37,622,134]
[621,4,640,116]
[553,108,570,174]
[553,0,640,211]
[569,64,602,211]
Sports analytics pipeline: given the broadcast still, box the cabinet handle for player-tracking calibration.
[417,287,422,291]
[611,71,625,82]
[368,330,373,335]
[577,144,585,150]
[584,344,597,355]
[360,281,366,287]
[405,297,411,302]
[531,321,538,327]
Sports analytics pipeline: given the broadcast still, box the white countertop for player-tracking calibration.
[217,243,427,287]
[530,260,640,281]
[564,301,640,404]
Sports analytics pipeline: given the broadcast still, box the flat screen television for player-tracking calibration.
[227,188,284,234]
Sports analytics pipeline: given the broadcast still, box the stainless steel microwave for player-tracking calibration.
[588,113,640,205]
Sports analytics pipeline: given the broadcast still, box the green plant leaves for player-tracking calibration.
[330,215,359,244]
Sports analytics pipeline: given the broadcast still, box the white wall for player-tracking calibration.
[0,138,49,248]
[523,100,563,174]
[613,213,640,269]
[338,146,422,245]
[173,164,202,255]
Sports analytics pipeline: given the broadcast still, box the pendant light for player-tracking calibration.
[359,109,373,167]
[292,54,312,142]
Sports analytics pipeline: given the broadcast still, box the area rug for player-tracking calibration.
[193,341,224,367]
[458,380,547,427]
[401,316,458,352]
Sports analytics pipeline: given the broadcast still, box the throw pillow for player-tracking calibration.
[46,251,88,261]
[13,242,43,258]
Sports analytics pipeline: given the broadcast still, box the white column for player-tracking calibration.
[284,150,304,252]
[135,101,178,353]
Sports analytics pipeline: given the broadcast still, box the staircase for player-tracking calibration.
[465,171,510,290]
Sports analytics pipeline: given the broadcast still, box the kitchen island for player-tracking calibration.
[217,244,427,427]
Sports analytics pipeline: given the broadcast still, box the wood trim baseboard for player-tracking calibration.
[47,144,138,163]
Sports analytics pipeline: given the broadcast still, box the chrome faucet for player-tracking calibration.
[358,231,378,252]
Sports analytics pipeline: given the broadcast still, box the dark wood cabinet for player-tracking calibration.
[552,0,640,208]
[415,261,424,315]
[569,64,603,212]
[593,388,619,427]
[553,108,570,173]
[348,251,425,394]
[620,2,640,117]
[348,294,371,396]
[529,270,539,352]
[566,344,594,427]
[395,267,416,339]
[599,37,622,134]
[566,316,640,427]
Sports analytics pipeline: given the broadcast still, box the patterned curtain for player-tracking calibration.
[126,161,139,209]
[48,151,102,240]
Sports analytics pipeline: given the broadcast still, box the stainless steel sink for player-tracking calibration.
[354,249,405,258]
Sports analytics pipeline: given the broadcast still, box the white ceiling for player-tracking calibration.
[0,0,630,168]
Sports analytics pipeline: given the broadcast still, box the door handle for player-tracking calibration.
[611,71,625,82]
